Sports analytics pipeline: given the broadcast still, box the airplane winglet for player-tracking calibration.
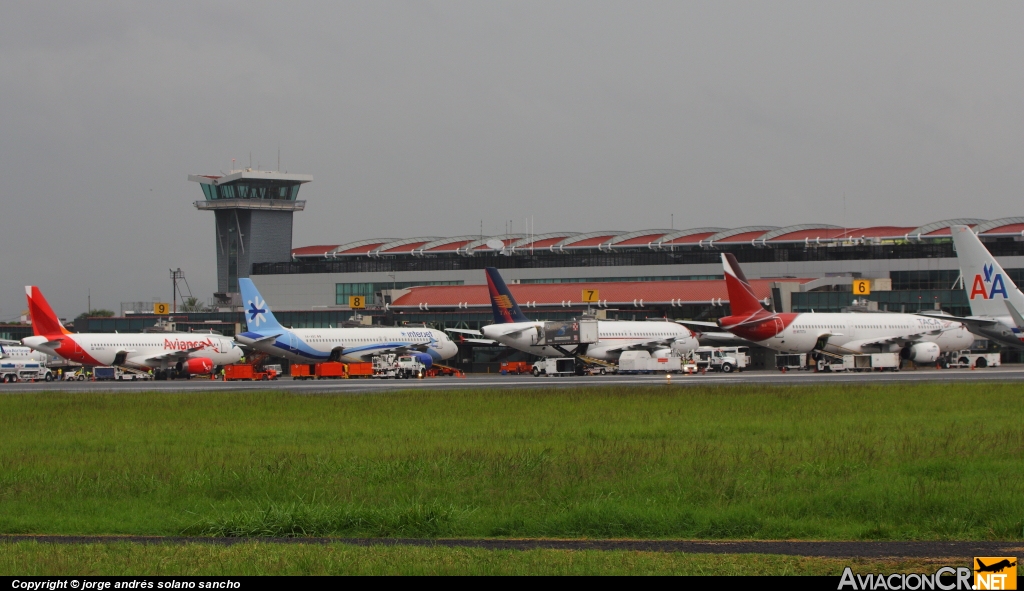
[1005,300,1024,330]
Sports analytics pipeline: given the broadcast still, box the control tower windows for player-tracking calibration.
[200,181,302,201]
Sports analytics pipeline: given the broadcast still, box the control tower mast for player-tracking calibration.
[189,168,312,305]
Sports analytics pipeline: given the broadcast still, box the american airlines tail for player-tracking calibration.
[484,267,531,324]
[24,286,71,336]
[721,253,772,319]
[950,225,1024,318]
[238,278,286,333]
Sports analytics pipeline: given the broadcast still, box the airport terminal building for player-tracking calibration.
[69,169,1024,368]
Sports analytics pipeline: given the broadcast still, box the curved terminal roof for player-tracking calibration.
[909,218,985,237]
[975,217,1024,235]
[293,218,1023,258]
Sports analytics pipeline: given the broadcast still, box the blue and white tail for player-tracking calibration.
[238,278,286,333]
[950,225,1024,318]
[485,267,531,324]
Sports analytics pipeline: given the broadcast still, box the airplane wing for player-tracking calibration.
[445,328,498,346]
[675,320,720,328]
[341,341,432,360]
[601,337,683,354]
[0,339,21,346]
[695,331,755,345]
[854,332,935,348]
[1005,300,1024,329]
[144,348,205,362]
[916,313,998,332]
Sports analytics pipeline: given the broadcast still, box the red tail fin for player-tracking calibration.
[721,253,768,316]
[25,286,70,336]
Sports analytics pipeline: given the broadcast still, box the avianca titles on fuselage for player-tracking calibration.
[717,254,970,362]
[21,286,243,376]
[234,279,457,366]
[479,267,699,361]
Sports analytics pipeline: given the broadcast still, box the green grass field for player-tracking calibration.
[0,384,1021,540]
[0,542,953,576]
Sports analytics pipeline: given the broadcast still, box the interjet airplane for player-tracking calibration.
[941,224,1024,348]
[21,286,243,379]
[479,267,699,361]
[717,253,970,362]
[234,278,457,366]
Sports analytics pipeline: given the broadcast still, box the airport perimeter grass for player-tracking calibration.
[0,384,1022,540]
[0,541,953,576]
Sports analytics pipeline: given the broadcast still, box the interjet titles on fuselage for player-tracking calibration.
[20,286,243,378]
[479,267,699,361]
[716,254,969,363]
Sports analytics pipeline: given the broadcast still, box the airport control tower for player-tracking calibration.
[189,169,312,304]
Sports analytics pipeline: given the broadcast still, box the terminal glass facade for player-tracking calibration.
[520,275,723,284]
[336,281,463,305]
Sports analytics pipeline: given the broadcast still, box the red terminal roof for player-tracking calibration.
[522,237,569,248]
[567,235,620,248]
[665,231,717,244]
[292,245,340,257]
[391,278,812,309]
[982,223,1024,235]
[716,231,769,243]
[428,240,473,252]
[383,241,431,253]
[341,242,389,254]
[613,233,672,246]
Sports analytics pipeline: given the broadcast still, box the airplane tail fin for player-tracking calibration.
[721,254,768,316]
[238,278,285,333]
[485,267,531,324]
[24,287,71,336]
[950,225,1024,318]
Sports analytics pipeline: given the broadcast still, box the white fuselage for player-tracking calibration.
[236,326,459,364]
[481,320,699,361]
[22,333,244,370]
[756,313,970,354]
[0,345,49,363]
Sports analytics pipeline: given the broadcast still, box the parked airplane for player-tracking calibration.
[941,224,1024,348]
[234,278,457,366]
[479,267,699,361]
[0,341,49,363]
[21,286,243,379]
[717,253,970,361]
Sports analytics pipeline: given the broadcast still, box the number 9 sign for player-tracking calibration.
[154,302,170,315]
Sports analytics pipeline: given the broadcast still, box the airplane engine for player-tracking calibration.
[176,357,214,375]
[411,352,434,369]
[902,342,940,364]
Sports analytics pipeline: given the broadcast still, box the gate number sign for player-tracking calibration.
[349,296,366,309]
[852,279,871,295]
[582,289,600,303]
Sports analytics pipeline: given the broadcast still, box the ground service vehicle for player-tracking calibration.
[532,357,576,376]
[224,364,277,381]
[372,354,426,379]
[775,353,808,371]
[692,347,743,373]
[812,352,900,372]
[500,361,532,375]
[0,360,53,383]
[617,351,685,374]
[92,366,151,381]
[944,350,1000,369]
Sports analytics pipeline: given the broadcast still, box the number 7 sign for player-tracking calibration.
[582,289,599,303]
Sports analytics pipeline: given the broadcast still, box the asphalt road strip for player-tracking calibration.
[1,536,1021,557]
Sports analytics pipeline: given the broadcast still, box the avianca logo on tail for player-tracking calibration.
[247,298,268,326]
[970,264,1009,300]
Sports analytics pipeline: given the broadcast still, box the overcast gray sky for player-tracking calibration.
[2,1,1022,319]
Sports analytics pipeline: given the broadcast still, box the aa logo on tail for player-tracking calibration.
[970,264,1009,300]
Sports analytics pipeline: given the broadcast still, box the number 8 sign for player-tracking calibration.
[349,296,366,309]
